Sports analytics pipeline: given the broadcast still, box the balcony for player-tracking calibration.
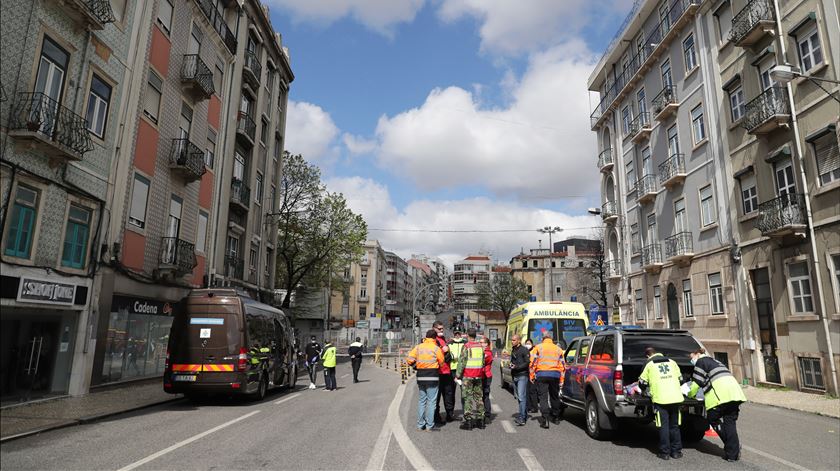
[628,112,652,143]
[641,244,664,273]
[635,174,657,204]
[230,178,251,212]
[665,232,694,264]
[598,148,614,173]
[235,111,256,146]
[228,210,246,233]
[194,0,237,54]
[757,193,807,238]
[243,51,261,89]
[358,294,369,302]
[601,201,619,224]
[659,153,686,189]
[159,238,197,276]
[247,267,258,285]
[224,253,244,280]
[181,54,214,100]
[605,260,622,281]
[360,258,371,266]
[652,86,678,121]
[743,86,789,135]
[169,138,206,181]
[729,0,776,47]
[63,0,115,30]
[8,92,93,161]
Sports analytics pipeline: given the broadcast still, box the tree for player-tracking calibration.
[574,228,608,308]
[275,152,368,309]
[476,273,530,336]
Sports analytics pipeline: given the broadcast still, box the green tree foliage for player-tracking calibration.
[476,272,530,331]
[275,152,367,308]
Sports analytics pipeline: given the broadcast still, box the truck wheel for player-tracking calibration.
[681,416,708,443]
[498,366,509,391]
[252,374,268,401]
[288,364,298,389]
[585,396,612,440]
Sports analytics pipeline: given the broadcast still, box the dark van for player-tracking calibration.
[163,289,297,401]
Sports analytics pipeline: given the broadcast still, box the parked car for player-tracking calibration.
[559,326,708,441]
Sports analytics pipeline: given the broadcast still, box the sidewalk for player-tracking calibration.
[744,385,840,418]
[0,379,179,442]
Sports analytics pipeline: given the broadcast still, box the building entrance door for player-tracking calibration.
[0,317,60,405]
[752,268,781,384]
[667,283,679,329]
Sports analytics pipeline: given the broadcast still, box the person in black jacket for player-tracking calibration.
[509,334,531,425]
[304,336,322,390]
[524,338,539,413]
[348,337,364,383]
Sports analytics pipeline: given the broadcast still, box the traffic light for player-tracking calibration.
[415,317,420,327]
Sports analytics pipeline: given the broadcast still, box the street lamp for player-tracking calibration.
[537,226,562,301]
[770,64,840,103]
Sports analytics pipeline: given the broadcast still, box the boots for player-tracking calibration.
[446,413,455,423]
[538,417,549,429]
[474,418,485,429]
[460,419,473,431]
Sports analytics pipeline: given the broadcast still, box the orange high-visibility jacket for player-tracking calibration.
[407,338,445,382]
[529,338,565,381]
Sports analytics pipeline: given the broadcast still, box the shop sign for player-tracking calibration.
[111,295,174,316]
[17,277,76,305]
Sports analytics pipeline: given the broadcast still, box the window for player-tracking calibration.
[111,0,127,22]
[659,2,671,32]
[249,244,258,270]
[699,185,716,227]
[622,106,631,135]
[532,260,538,268]
[715,2,733,42]
[646,213,657,244]
[527,285,533,293]
[128,174,150,228]
[360,286,368,298]
[637,88,647,117]
[740,173,758,215]
[157,0,173,33]
[661,59,672,88]
[205,129,216,169]
[626,160,636,191]
[759,58,776,91]
[143,71,163,123]
[714,352,730,369]
[642,146,652,175]
[214,60,224,96]
[674,198,687,233]
[359,305,367,320]
[708,272,724,315]
[630,223,640,253]
[274,136,282,160]
[188,23,202,55]
[691,104,705,144]
[197,211,208,253]
[61,204,92,269]
[269,185,276,212]
[683,279,694,317]
[683,33,697,71]
[86,75,111,138]
[796,25,823,73]
[729,85,745,122]
[4,185,39,258]
[653,285,662,319]
[260,121,268,145]
[810,132,840,186]
[167,195,182,239]
[635,289,645,321]
[788,261,814,313]
[799,357,824,390]
[833,254,840,308]
[254,172,263,205]
[667,124,680,155]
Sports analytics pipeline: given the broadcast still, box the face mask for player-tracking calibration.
[690,357,697,365]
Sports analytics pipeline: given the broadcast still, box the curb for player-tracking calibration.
[747,399,840,419]
[0,396,183,444]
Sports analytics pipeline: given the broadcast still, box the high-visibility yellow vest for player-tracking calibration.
[449,339,466,370]
[640,353,684,405]
[321,345,337,368]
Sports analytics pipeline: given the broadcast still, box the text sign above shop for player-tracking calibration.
[111,295,174,316]
[17,278,77,305]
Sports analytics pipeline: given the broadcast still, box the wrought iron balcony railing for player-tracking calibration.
[181,54,215,99]
[82,0,115,24]
[659,153,686,187]
[757,193,806,235]
[635,174,657,202]
[652,86,678,117]
[641,243,663,268]
[224,253,244,280]
[743,86,789,134]
[602,200,618,221]
[195,0,237,54]
[605,259,622,278]
[159,237,197,274]
[628,112,652,140]
[598,148,613,171]
[230,178,251,209]
[169,138,206,181]
[8,92,94,159]
[665,232,693,260]
[228,210,246,229]
[236,111,256,144]
[729,0,775,46]
[243,50,262,86]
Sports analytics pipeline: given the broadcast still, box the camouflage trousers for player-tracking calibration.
[461,378,485,420]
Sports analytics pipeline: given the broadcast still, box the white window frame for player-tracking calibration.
[691,103,706,144]
[85,74,111,139]
[674,198,687,233]
[683,33,697,71]
[796,24,823,73]
[798,357,825,390]
[622,105,632,136]
[828,252,840,315]
[197,211,208,253]
[708,272,724,315]
[729,85,745,122]
[653,285,662,319]
[626,159,636,192]
[786,258,815,314]
[157,0,174,33]
[740,173,758,215]
[809,131,840,187]
[144,71,163,124]
[635,289,645,321]
[715,1,733,44]
[630,223,641,254]
[699,185,716,227]
[683,279,694,317]
[128,173,150,229]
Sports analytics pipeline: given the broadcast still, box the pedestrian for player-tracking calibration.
[407,329,446,431]
[639,347,684,460]
[321,340,337,391]
[348,337,364,383]
[432,321,454,424]
[509,334,531,426]
[448,329,467,419]
[480,336,494,425]
[688,348,746,462]
[455,328,488,430]
[304,336,322,389]
[524,338,539,413]
[529,331,565,429]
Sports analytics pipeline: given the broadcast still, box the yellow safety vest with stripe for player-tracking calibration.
[448,338,466,371]
[639,353,685,405]
[249,347,270,365]
[321,344,337,368]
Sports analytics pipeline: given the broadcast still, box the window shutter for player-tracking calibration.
[815,134,839,175]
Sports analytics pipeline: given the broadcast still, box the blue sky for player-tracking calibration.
[267,0,633,265]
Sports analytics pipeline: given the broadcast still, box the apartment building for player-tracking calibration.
[411,253,450,311]
[0,0,133,401]
[408,258,435,323]
[589,0,748,380]
[384,251,413,329]
[209,0,293,302]
[451,254,492,321]
[510,238,601,303]
[714,0,839,394]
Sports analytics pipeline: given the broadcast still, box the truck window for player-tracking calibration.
[622,334,702,362]
[565,339,579,364]
[577,338,592,364]
[590,335,615,362]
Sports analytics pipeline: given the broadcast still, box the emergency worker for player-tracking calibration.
[448,329,467,418]
[455,328,488,430]
[529,332,565,429]
[639,347,684,460]
[321,340,337,391]
[432,321,454,424]
[407,330,446,431]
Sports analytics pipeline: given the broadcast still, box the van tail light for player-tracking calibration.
[237,347,248,371]
[613,369,623,394]
[164,350,171,371]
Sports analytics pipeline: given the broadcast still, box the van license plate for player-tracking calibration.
[173,375,197,382]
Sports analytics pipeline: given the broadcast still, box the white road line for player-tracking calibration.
[387,382,434,471]
[117,410,261,471]
[366,416,393,471]
[517,448,545,471]
[273,392,301,405]
[743,445,812,471]
[341,373,350,379]
[501,420,517,433]
[491,404,502,414]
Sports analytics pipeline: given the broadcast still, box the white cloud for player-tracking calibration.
[342,133,378,155]
[373,40,599,202]
[325,176,598,267]
[284,101,340,163]
[267,0,425,36]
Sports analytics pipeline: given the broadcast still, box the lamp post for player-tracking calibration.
[770,64,840,103]
[537,226,562,301]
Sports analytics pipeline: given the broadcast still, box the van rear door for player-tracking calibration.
[170,305,241,383]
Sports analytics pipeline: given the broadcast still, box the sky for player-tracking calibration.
[267,0,635,267]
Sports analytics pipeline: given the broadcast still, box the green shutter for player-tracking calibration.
[61,220,89,269]
[4,204,35,258]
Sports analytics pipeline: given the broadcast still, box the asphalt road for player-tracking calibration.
[2,358,839,471]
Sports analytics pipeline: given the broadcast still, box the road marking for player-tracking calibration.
[501,420,517,433]
[366,417,393,471]
[117,410,261,471]
[387,382,434,471]
[273,392,301,405]
[489,393,494,400]
[491,404,502,414]
[743,445,811,471]
[341,373,350,379]
[517,448,544,471]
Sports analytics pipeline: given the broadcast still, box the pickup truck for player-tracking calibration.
[559,327,708,441]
